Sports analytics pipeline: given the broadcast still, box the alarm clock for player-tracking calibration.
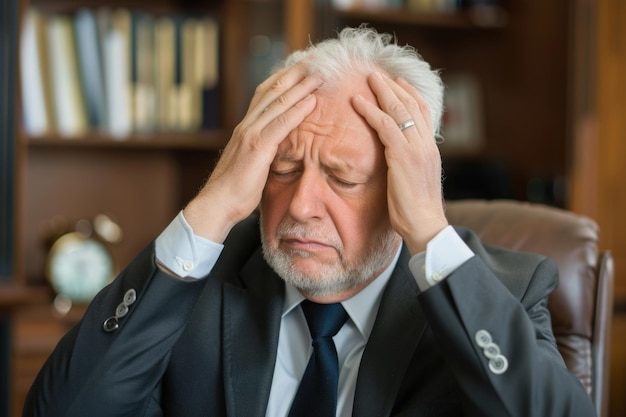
[45,215,121,305]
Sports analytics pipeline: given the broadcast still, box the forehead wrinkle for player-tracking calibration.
[283,122,365,175]
[276,76,382,178]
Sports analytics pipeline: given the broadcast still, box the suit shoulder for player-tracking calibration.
[455,226,558,299]
[455,225,553,270]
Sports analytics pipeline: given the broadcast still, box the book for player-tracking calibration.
[131,11,156,132]
[104,8,132,138]
[176,15,221,131]
[154,15,177,131]
[177,16,198,131]
[46,14,88,137]
[74,8,108,130]
[20,9,54,135]
[200,16,220,129]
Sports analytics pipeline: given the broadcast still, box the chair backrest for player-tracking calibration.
[444,199,614,417]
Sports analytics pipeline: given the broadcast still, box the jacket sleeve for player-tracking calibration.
[418,253,597,417]
[22,243,206,417]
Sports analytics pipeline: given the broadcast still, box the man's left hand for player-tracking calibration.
[352,72,448,255]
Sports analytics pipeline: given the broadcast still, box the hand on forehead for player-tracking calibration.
[271,77,386,176]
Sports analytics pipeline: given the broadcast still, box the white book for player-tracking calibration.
[20,9,50,136]
[104,28,132,138]
[46,15,88,137]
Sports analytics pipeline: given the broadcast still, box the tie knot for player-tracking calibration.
[301,300,348,340]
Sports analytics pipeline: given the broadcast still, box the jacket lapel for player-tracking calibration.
[222,248,285,417]
[352,245,428,417]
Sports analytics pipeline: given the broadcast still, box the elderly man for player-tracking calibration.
[24,26,595,417]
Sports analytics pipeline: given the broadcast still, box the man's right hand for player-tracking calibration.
[183,62,321,243]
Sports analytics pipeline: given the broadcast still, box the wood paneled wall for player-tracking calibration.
[595,0,626,300]
[570,0,626,415]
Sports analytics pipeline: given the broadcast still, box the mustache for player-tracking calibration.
[275,220,343,250]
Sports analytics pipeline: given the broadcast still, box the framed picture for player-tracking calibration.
[441,72,485,151]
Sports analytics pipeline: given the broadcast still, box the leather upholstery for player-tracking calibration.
[445,199,614,417]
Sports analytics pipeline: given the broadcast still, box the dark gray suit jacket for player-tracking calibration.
[23,215,596,416]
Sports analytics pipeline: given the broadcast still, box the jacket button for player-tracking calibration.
[475,330,492,348]
[115,303,129,318]
[488,354,509,375]
[123,289,137,306]
[483,342,500,359]
[103,316,119,332]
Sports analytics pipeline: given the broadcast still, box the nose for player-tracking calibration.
[288,170,326,222]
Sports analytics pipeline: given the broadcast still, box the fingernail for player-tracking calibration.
[374,71,383,79]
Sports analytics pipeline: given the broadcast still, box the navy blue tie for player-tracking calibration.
[288,300,348,417]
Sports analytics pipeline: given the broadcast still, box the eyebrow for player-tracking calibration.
[273,152,370,182]
[272,154,301,164]
[273,152,353,171]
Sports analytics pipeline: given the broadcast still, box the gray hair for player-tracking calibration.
[279,25,444,136]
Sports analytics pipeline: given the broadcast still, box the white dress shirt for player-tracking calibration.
[155,211,474,417]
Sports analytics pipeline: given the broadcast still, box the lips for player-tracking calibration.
[281,237,333,252]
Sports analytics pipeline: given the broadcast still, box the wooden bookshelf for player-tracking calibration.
[7,1,243,415]
[335,5,508,29]
[25,130,230,150]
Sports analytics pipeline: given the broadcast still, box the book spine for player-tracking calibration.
[154,16,176,132]
[74,8,108,130]
[46,15,88,137]
[20,10,50,135]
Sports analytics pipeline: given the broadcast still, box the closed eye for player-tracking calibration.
[331,176,358,189]
[270,169,301,181]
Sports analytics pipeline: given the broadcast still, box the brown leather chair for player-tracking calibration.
[445,199,614,417]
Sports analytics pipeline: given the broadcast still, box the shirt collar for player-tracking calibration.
[282,244,402,340]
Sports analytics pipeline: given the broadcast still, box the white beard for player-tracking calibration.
[260,215,401,298]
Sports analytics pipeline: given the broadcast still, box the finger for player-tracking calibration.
[395,77,434,138]
[259,93,317,148]
[367,72,430,139]
[246,66,291,110]
[351,89,413,153]
[368,72,414,127]
[248,63,322,123]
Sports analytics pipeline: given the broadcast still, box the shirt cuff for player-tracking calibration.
[409,225,475,291]
[155,210,223,279]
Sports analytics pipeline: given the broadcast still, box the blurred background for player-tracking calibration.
[1,0,625,416]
